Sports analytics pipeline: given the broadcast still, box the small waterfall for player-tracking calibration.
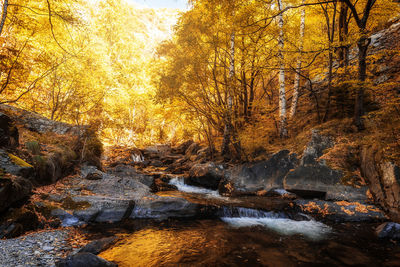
[169,177,221,198]
[220,206,332,241]
[219,206,287,219]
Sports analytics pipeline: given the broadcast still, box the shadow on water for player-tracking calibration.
[96,218,400,267]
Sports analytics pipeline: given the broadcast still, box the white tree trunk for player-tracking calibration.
[277,0,287,138]
[290,0,306,118]
[222,31,235,155]
[0,0,8,36]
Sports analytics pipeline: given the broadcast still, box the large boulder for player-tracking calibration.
[361,145,400,221]
[0,149,34,179]
[284,165,342,198]
[221,150,298,195]
[283,130,367,201]
[56,252,117,267]
[187,162,224,190]
[0,176,32,212]
[301,129,334,166]
[0,112,18,148]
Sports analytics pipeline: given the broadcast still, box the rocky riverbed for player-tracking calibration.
[1,106,400,266]
[0,229,71,267]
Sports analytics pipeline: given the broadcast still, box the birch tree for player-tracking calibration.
[277,0,288,138]
[289,0,305,118]
[222,31,236,157]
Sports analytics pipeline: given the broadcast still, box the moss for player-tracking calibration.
[82,136,103,168]
[7,153,33,168]
[25,141,41,155]
[61,196,91,210]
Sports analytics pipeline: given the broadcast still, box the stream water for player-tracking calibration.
[98,177,400,266]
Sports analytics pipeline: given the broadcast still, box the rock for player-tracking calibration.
[325,185,368,201]
[173,140,194,154]
[185,142,201,157]
[131,196,199,220]
[295,199,386,222]
[86,172,103,180]
[0,176,32,212]
[150,160,163,167]
[51,209,82,227]
[0,223,23,239]
[78,237,117,255]
[376,222,400,240]
[0,205,40,237]
[56,252,117,267]
[0,112,18,148]
[187,162,224,190]
[143,145,171,159]
[109,165,154,187]
[81,165,103,178]
[283,165,342,198]
[222,150,298,195]
[0,149,34,179]
[360,145,400,221]
[151,178,177,192]
[301,129,334,166]
[266,188,297,199]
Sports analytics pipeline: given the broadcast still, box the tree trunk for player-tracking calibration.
[338,3,349,67]
[289,0,305,118]
[0,0,8,36]
[277,0,288,138]
[354,36,370,130]
[222,32,236,157]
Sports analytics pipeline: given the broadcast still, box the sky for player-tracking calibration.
[129,0,189,9]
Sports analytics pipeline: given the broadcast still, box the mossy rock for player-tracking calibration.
[61,196,91,210]
[0,150,34,178]
[7,153,33,168]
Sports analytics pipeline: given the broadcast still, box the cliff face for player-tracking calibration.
[0,104,103,216]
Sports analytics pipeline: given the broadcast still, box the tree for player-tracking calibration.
[289,0,306,118]
[341,0,376,130]
[277,0,288,138]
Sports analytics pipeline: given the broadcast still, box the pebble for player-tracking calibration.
[0,230,72,267]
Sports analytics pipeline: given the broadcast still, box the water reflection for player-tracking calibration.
[99,220,394,267]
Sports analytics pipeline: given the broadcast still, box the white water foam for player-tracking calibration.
[220,207,331,241]
[221,217,331,241]
[169,177,222,198]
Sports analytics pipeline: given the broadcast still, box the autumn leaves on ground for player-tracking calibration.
[0,0,400,266]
